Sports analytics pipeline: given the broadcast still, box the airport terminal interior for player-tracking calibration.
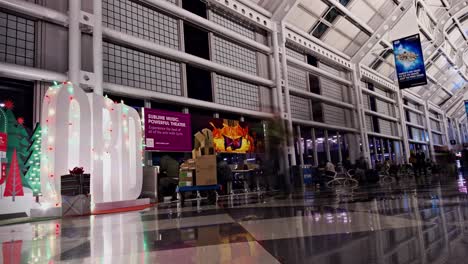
[0,0,468,263]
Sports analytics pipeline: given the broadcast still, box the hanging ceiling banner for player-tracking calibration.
[392,33,428,89]
[465,100,468,119]
[389,5,427,89]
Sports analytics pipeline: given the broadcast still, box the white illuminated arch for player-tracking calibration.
[40,83,91,207]
[39,84,143,211]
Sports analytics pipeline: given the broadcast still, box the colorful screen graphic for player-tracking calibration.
[392,34,427,89]
[465,101,468,119]
[144,108,192,152]
[192,116,263,153]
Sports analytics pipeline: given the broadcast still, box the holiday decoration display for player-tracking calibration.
[0,108,8,189]
[0,102,43,218]
[2,240,22,264]
[0,132,6,152]
[89,93,143,204]
[2,101,30,190]
[69,167,84,175]
[39,82,92,209]
[0,132,7,187]
[24,124,42,198]
[4,149,24,201]
[0,163,6,185]
[38,82,143,214]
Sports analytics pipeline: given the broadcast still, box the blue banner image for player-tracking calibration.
[392,34,427,89]
[465,101,468,119]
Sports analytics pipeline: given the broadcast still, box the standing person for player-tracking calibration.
[383,158,391,173]
[355,156,367,183]
[216,156,232,195]
[417,151,426,177]
[375,160,383,173]
[409,152,417,176]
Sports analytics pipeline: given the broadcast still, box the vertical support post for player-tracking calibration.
[279,22,296,167]
[399,141,404,164]
[397,91,410,162]
[380,138,385,161]
[351,66,370,165]
[296,125,304,167]
[324,130,331,162]
[144,100,152,166]
[271,23,290,189]
[93,0,103,95]
[337,132,343,164]
[423,103,435,161]
[68,0,81,85]
[456,121,463,148]
[311,128,318,166]
[387,139,392,161]
[372,137,378,167]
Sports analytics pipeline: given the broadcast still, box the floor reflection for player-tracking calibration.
[1,175,468,263]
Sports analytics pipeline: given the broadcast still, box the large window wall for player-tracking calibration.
[295,126,351,167]
[0,0,458,171]
[284,40,358,167]
[404,98,430,157]
[359,70,405,166]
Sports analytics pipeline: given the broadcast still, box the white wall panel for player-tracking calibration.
[288,66,308,90]
[324,104,346,126]
[379,119,393,136]
[321,77,343,100]
[213,36,257,75]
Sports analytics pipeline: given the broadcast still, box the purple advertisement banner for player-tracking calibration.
[144,108,192,152]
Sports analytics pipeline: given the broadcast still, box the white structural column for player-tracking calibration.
[311,128,318,166]
[280,22,297,167]
[93,0,103,95]
[380,138,385,161]
[143,100,152,166]
[271,23,290,183]
[397,91,410,162]
[456,120,463,147]
[386,140,392,161]
[68,0,81,84]
[351,66,370,164]
[296,125,304,167]
[324,130,331,162]
[442,113,451,148]
[423,103,436,161]
[337,132,342,164]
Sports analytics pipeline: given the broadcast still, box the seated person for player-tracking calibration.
[325,160,336,173]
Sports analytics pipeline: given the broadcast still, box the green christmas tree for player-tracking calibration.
[24,124,42,198]
[3,100,31,189]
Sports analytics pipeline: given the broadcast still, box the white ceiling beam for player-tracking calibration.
[351,0,413,64]
[321,0,374,34]
[271,0,299,22]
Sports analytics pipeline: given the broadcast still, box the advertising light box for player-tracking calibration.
[144,108,192,152]
[392,34,428,89]
[191,115,264,154]
[465,100,468,119]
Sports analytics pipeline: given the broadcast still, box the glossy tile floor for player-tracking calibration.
[2,172,468,263]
